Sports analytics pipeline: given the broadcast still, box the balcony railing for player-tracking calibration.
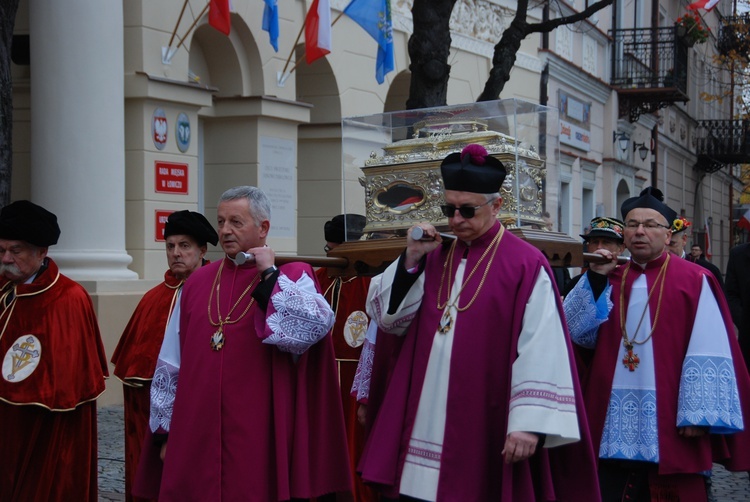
[610,26,689,121]
[718,13,750,56]
[695,119,750,172]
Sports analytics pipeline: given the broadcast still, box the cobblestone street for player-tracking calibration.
[97,405,750,501]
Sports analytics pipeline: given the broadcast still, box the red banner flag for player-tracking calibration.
[304,0,332,63]
[738,208,750,231]
[209,0,231,35]
[688,0,719,11]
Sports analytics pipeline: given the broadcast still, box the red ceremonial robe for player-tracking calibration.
[359,224,600,501]
[580,252,750,475]
[0,258,108,502]
[316,268,377,502]
[111,269,182,502]
[158,259,351,501]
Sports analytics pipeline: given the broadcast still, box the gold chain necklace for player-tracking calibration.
[618,253,671,371]
[435,226,504,334]
[208,259,260,351]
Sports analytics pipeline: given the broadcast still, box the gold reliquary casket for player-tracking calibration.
[359,121,546,234]
[332,100,581,276]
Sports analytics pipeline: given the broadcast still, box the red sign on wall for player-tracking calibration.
[155,210,173,241]
[155,161,189,194]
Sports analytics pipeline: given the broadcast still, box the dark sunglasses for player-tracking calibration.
[440,200,492,219]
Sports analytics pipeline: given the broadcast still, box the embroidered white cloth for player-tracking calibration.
[264,272,335,354]
[150,289,182,433]
[350,320,378,402]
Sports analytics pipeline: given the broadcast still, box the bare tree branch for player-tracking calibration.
[526,0,614,34]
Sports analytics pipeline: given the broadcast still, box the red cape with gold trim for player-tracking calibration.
[111,269,182,383]
[0,258,108,501]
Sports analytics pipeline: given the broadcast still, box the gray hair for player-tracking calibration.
[219,186,271,226]
[484,193,501,203]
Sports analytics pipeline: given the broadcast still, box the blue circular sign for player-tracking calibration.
[176,112,191,153]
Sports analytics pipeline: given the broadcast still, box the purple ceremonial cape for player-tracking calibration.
[358,223,600,501]
[581,252,750,474]
[158,259,351,501]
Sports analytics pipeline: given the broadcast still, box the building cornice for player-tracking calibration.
[541,51,612,104]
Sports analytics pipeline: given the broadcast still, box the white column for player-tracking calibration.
[29,0,136,280]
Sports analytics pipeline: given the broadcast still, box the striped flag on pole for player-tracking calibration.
[304,0,332,63]
[688,0,720,12]
[209,0,231,35]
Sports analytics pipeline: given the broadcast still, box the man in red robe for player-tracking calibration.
[0,200,109,501]
[564,187,750,501]
[141,186,351,501]
[111,210,218,502]
[316,213,377,502]
[360,145,600,501]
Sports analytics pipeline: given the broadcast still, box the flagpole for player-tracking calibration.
[176,2,211,51]
[168,0,191,49]
[281,24,306,77]
[280,10,346,79]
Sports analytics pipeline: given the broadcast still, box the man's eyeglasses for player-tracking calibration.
[624,220,670,230]
[440,200,492,219]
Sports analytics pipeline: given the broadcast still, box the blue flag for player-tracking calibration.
[344,0,394,84]
[262,0,279,52]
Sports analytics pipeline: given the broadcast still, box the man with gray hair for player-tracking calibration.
[358,145,598,500]
[140,186,351,501]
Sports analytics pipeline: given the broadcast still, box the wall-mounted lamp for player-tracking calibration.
[633,141,650,161]
[613,132,629,152]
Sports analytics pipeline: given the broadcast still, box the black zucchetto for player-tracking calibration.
[440,144,506,194]
[620,187,677,226]
[0,200,60,247]
[164,210,219,246]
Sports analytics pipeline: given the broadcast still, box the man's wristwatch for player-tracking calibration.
[261,265,278,281]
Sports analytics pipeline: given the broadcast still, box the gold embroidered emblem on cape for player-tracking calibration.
[3,334,42,382]
[344,310,369,348]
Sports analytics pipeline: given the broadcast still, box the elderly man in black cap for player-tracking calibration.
[0,200,109,501]
[112,210,218,502]
[564,187,750,501]
[563,216,626,297]
[358,144,598,501]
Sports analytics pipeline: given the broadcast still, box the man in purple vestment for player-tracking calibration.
[564,187,750,501]
[359,144,600,501]
[141,186,351,501]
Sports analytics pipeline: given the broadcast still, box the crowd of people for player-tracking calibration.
[2,143,750,502]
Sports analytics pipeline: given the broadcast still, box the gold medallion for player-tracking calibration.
[438,310,452,335]
[210,328,225,351]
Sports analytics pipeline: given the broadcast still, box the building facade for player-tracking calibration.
[9,0,746,404]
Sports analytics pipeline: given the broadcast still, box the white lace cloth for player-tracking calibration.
[264,273,335,354]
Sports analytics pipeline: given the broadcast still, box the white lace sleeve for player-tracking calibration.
[677,275,744,433]
[350,320,379,402]
[264,271,336,355]
[149,290,182,434]
[563,273,613,349]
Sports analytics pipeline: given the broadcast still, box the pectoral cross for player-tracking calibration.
[622,344,640,371]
